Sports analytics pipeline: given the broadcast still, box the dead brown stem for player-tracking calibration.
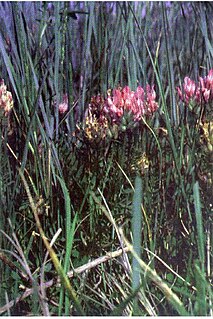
[0,246,130,315]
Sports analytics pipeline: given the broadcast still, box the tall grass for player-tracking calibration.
[0,1,212,315]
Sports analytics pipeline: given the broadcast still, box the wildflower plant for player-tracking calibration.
[177,69,213,153]
[177,69,213,112]
[176,69,212,233]
[79,85,159,144]
[104,85,158,122]
[0,2,212,316]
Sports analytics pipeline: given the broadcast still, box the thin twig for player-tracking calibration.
[66,247,130,280]
[0,246,130,315]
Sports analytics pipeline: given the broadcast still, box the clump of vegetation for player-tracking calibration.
[0,1,212,316]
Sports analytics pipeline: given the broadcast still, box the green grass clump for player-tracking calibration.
[0,1,212,316]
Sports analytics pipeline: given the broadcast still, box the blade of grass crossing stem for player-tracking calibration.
[27,51,52,139]
[60,3,68,68]
[65,213,78,315]
[113,33,125,88]
[19,170,85,315]
[111,285,142,316]
[179,124,185,168]
[34,117,52,197]
[194,260,207,315]
[128,8,137,90]
[199,3,213,62]
[107,8,123,88]
[118,14,131,87]
[80,2,94,119]
[54,1,61,140]
[105,3,126,88]
[57,176,78,315]
[100,5,108,94]
[121,3,137,90]
[129,37,145,84]
[91,4,98,44]
[143,3,152,81]
[132,176,142,313]
[162,3,177,126]
[193,182,205,272]
[56,176,72,272]
[96,5,104,93]
[37,3,49,49]
[27,51,64,179]
[119,228,189,316]
[65,34,75,132]
[12,4,27,84]
[193,181,207,315]
[11,71,48,206]
[54,2,61,140]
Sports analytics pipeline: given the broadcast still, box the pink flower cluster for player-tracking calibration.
[0,79,13,116]
[104,85,158,122]
[80,85,158,142]
[58,94,69,114]
[177,69,213,105]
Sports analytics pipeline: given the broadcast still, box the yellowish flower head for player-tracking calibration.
[0,80,13,116]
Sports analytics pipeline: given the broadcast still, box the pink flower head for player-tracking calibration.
[177,86,183,100]
[203,88,211,103]
[103,85,158,122]
[177,77,196,104]
[128,87,142,119]
[112,88,124,107]
[145,85,158,112]
[199,76,205,90]
[182,77,196,104]
[195,87,202,104]
[85,84,158,139]
[122,86,133,111]
[177,70,213,105]
[205,69,213,91]
[196,72,212,103]
[183,77,196,97]
[135,86,145,100]
[58,94,68,114]
[105,95,123,118]
[103,88,124,119]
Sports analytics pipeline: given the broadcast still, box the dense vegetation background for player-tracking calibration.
[0,1,212,316]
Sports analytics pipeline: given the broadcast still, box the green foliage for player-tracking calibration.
[0,1,212,316]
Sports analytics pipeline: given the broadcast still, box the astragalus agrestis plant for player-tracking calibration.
[0,1,212,316]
